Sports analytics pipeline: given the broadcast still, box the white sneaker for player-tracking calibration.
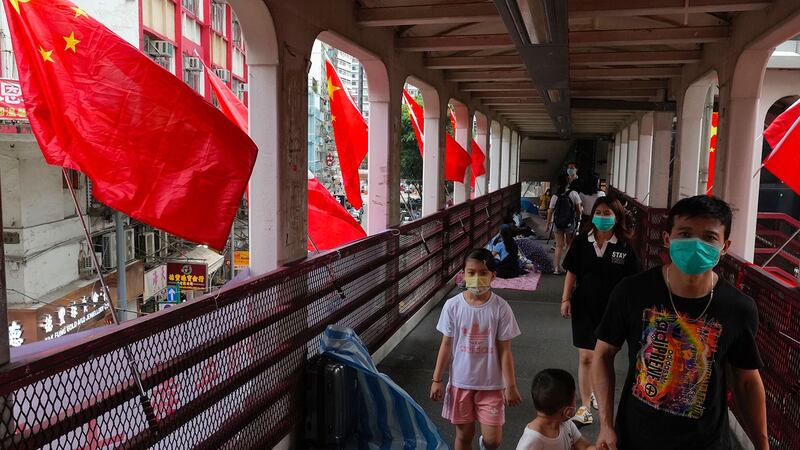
[591,393,599,410]
[572,405,593,425]
[479,435,486,450]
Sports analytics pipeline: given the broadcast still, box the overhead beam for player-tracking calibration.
[571,98,677,111]
[357,3,499,26]
[570,50,702,65]
[459,82,535,91]
[569,66,682,79]
[471,90,539,98]
[482,98,543,105]
[570,26,728,47]
[445,69,530,81]
[570,80,666,90]
[569,0,770,18]
[396,34,513,51]
[425,55,523,69]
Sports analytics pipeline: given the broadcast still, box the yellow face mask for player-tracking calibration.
[465,275,492,294]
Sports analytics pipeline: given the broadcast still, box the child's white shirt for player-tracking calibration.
[515,421,582,450]
[435,292,520,389]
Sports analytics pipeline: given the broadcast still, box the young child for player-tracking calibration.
[430,248,522,450]
[516,369,596,450]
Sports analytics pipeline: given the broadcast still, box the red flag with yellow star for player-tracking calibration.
[2,0,257,250]
[325,59,367,209]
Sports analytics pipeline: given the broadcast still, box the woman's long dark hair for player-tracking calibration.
[582,196,633,241]
[580,174,600,196]
[500,225,520,260]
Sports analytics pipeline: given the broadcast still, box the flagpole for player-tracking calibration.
[760,227,800,268]
[62,169,159,434]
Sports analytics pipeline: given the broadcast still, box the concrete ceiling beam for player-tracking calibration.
[570,26,728,47]
[396,34,513,51]
[445,69,530,81]
[471,90,539,98]
[569,66,682,79]
[570,50,702,65]
[459,82,535,91]
[482,98,543,105]
[357,3,499,26]
[424,55,523,69]
[570,79,666,90]
[569,0,770,18]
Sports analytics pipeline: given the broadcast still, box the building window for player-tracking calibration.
[232,48,245,78]
[182,0,199,16]
[184,61,204,95]
[143,34,175,74]
[62,168,82,190]
[232,15,243,47]
[211,1,226,34]
[182,13,201,43]
[232,79,246,102]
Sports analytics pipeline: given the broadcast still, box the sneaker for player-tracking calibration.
[479,435,486,450]
[591,393,599,410]
[572,405,593,425]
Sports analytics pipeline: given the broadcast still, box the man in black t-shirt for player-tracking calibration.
[592,196,768,450]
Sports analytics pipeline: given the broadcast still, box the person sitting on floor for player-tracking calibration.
[492,225,536,278]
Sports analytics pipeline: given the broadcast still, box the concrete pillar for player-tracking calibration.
[619,127,629,192]
[474,113,489,196]
[453,103,471,204]
[626,122,639,195]
[511,131,519,183]
[0,170,7,366]
[612,132,621,188]
[364,62,398,234]
[650,111,674,208]
[500,127,511,188]
[489,121,502,192]
[421,88,444,216]
[721,49,771,261]
[636,113,654,203]
[677,82,712,199]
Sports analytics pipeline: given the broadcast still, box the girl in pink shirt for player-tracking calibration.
[430,248,522,450]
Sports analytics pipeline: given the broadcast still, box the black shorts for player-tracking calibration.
[571,303,600,350]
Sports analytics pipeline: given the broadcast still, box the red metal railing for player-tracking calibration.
[0,184,520,450]
[755,212,799,287]
[612,189,800,450]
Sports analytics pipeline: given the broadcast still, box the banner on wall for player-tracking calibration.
[0,79,27,120]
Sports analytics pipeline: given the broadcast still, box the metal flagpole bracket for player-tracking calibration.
[419,231,431,255]
[458,217,467,234]
[308,235,347,301]
[62,169,159,435]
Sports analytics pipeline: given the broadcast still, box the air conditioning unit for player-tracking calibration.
[125,229,135,262]
[214,68,230,82]
[101,234,116,270]
[237,83,248,93]
[184,56,203,72]
[143,232,156,262]
[158,231,169,257]
[149,40,175,58]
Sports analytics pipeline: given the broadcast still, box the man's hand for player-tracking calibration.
[560,300,571,319]
[430,381,444,402]
[505,385,522,406]
[595,426,618,450]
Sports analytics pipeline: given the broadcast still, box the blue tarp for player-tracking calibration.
[320,325,450,450]
[520,197,538,214]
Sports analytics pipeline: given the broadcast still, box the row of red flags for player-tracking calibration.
[5,0,798,255]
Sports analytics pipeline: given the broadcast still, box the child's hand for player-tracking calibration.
[430,381,444,402]
[505,385,522,406]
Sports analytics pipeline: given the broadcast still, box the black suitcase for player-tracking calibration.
[305,355,358,448]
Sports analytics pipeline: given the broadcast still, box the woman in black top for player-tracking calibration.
[559,196,641,425]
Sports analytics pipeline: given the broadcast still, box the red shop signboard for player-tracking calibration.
[166,262,208,291]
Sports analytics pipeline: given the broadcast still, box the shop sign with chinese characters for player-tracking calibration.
[38,291,110,341]
[166,262,207,291]
[0,79,27,120]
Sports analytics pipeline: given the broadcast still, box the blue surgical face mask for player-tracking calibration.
[567,168,577,176]
[592,215,615,232]
[669,238,722,275]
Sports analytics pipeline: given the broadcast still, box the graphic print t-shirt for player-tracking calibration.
[436,293,521,390]
[596,267,762,450]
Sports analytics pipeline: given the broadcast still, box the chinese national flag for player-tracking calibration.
[307,172,366,251]
[763,99,800,195]
[325,60,367,209]
[402,90,471,183]
[471,139,486,186]
[3,0,257,250]
[204,67,365,251]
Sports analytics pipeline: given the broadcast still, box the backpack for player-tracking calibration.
[553,191,575,229]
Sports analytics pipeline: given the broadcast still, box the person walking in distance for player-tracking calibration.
[431,248,523,450]
[592,196,768,450]
[548,175,583,274]
[560,197,640,425]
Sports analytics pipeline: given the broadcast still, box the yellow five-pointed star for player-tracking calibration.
[326,77,340,99]
[63,32,80,52]
[39,47,55,63]
[8,0,30,14]
[71,6,87,18]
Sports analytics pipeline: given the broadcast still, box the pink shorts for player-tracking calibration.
[442,385,505,426]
